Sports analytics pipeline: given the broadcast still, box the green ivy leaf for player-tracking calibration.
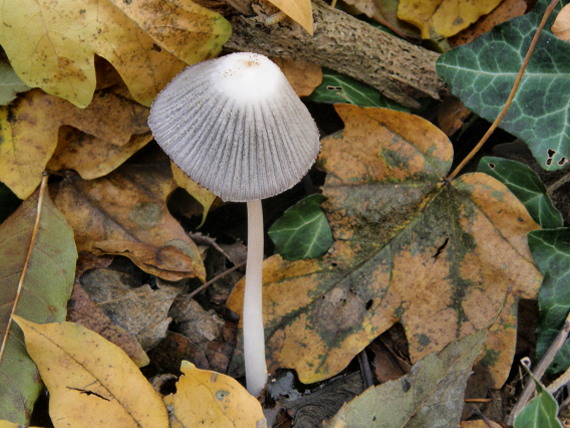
[0,59,29,105]
[307,69,408,110]
[477,157,563,229]
[437,0,570,171]
[268,194,333,260]
[528,228,570,374]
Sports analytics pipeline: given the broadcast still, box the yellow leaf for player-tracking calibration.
[0,0,231,107]
[0,89,150,199]
[164,361,267,428]
[0,421,41,428]
[172,163,217,227]
[13,316,169,428]
[267,0,313,34]
[397,0,502,39]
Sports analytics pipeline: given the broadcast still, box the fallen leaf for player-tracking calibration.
[437,0,570,171]
[397,0,502,38]
[0,180,77,424]
[163,360,267,428]
[53,161,206,282]
[14,317,169,428]
[67,281,150,367]
[80,268,181,349]
[460,421,502,428]
[172,163,217,227]
[450,0,527,46]
[0,0,231,107]
[552,4,570,41]
[272,57,322,97]
[266,0,313,35]
[326,331,486,428]
[0,89,150,199]
[0,59,29,105]
[228,105,542,387]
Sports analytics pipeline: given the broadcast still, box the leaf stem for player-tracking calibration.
[447,0,559,181]
[244,199,268,396]
[0,173,48,360]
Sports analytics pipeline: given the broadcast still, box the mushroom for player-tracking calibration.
[148,52,320,396]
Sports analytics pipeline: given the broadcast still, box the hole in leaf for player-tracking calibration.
[558,157,567,166]
[488,163,496,169]
[326,85,342,92]
[331,262,338,267]
[366,299,374,310]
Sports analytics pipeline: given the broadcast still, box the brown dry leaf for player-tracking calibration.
[14,316,169,428]
[163,361,267,428]
[397,0,503,38]
[0,0,231,107]
[450,0,527,46]
[266,0,313,34]
[53,162,206,282]
[552,4,570,41]
[273,58,323,97]
[436,96,472,137]
[81,268,181,350]
[227,105,542,387]
[460,421,502,428]
[67,281,150,367]
[0,89,150,199]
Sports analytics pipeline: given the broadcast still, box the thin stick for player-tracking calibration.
[508,309,570,424]
[243,199,268,396]
[187,260,246,300]
[447,0,559,181]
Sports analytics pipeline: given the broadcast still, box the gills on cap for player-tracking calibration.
[148,52,321,202]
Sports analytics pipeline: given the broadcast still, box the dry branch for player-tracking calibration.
[223,0,447,108]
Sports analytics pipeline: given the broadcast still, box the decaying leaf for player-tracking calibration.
[0,0,231,107]
[0,89,150,199]
[397,0,502,38]
[272,57,322,97]
[164,361,267,428]
[171,162,217,227]
[0,181,77,425]
[266,0,313,35]
[14,317,169,428]
[0,59,29,105]
[53,162,206,282]
[326,331,486,428]
[228,105,542,387]
[80,268,181,349]
[552,3,570,41]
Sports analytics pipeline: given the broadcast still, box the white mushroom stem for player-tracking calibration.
[244,199,268,396]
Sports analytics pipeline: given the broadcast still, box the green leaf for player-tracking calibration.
[306,69,408,110]
[514,360,563,428]
[326,331,486,428]
[268,194,333,260]
[477,157,563,229]
[0,185,78,424]
[528,228,570,374]
[0,59,29,106]
[436,0,570,171]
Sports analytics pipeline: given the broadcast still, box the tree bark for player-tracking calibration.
[224,0,447,109]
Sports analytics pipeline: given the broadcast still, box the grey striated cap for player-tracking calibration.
[148,52,320,202]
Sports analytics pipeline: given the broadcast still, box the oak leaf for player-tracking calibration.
[53,162,206,282]
[0,89,151,199]
[0,0,231,107]
[228,105,542,387]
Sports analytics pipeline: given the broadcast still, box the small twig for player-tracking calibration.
[508,309,570,424]
[187,261,246,300]
[467,404,497,428]
[546,172,570,198]
[447,0,559,181]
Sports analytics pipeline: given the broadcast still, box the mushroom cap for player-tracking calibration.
[148,52,320,202]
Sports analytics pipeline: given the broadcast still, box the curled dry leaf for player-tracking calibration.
[397,0,503,38]
[0,89,151,199]
[14,317,169,428]
[228,105,542,387]
[164,361,267,428]
[0,180,77,425]
[53,162,205,282]
[171,162,217,226]
[552,4,570,41]
[266,0,313,35]
[0,0,231,107]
